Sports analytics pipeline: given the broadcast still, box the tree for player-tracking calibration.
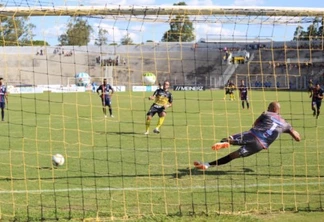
[161,2,195,42]
[317,17,324,38]
[32,40,50,46]
[120,34,134,45]
[95,28,108,46]
[293,17,323,41]
[293,25,304,40]
[0,16,35,46]
[58,17,93,46]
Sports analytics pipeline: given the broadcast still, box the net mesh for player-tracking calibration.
[0,2,323,221]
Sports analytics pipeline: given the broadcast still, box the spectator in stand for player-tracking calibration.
[96,56,100,64]
[115,56,119,66]
[108,58,112,66]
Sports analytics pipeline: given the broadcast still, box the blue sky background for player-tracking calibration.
[3,0,324,46]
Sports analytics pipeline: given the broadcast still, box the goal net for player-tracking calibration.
[0,2,323,221]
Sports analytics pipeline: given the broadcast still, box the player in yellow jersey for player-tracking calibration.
[229,81,236,101]
[223,80,236,101]
[145,81,173,134]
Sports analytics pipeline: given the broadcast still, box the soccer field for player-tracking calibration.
[0,90,323,221]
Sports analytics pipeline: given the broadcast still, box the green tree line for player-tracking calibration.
[8,3,324,46]
[0,2,196,46]
[293,17,324,40]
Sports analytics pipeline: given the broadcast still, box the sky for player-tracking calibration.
[4,0,324,46]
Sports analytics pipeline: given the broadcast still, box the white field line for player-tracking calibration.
[0,181,323,194]
[0,145,310,154]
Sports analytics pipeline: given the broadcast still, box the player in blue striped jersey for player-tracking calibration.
[238,80,250,109]
[0,78,8,121]
[310,83,323,119]
[96,78,115,118]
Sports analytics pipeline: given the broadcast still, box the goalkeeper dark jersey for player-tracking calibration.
[250,111,292,148]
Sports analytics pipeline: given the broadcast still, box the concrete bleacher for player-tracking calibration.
[0,50,98,86]
[0,43,227,87]
[1,41,323,89]
[233,46,324,89]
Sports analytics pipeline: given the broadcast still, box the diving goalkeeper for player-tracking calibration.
[194,102,301,170]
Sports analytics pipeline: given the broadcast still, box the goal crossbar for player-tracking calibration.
[1,6,324,17]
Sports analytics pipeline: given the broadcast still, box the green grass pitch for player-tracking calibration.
[0,90,323,221]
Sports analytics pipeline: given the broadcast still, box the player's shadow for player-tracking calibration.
[173,168,254,179]
[38,167,53,170]
[95,131,140,135]
[0,167,316,182]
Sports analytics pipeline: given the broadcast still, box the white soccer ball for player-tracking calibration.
[75,72,91,86]
[52,154,65,166]
[142,72,156,85]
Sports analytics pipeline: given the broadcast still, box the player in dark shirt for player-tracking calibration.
[194,102,301,170]
[145,81,173,134]
[96,78,115,118]
[0,77,8,121]
[310,83,324,119]
[238,80,250,109]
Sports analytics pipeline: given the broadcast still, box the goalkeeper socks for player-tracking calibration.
[156,116,165,129]
[209,155,232,166]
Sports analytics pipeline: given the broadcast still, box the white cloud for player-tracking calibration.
[89,0,156,6]
[30,16,69,45]
[90,22,147,44]
[187,0,215,6]
[194,23,245,41]
[42,24,66,37]
[233,0,265,6]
